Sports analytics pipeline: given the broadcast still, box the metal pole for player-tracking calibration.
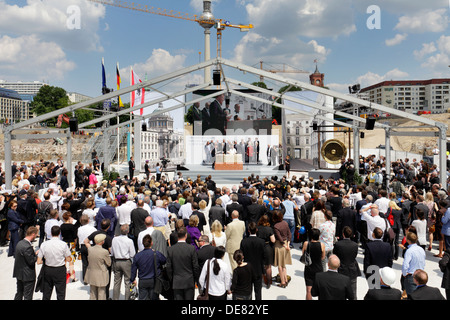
[204,29,211,83]
[66,132,73,189]
[4,128,12,190]
[353,127,360,174]
[438,124,447,187]
[117,115,120,172]
[134,119,142,176]
[385,128,391,191]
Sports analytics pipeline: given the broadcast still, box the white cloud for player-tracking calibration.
[0,0,105,52]
[120,48,203,91]
[413,42,438,60]
[419,35,450,76]
[242,0,356,39]
[385,33,407,47]
[232,32,331,72]
[0,35,75,80]
[327,68,409,94]
[394,9,449,34]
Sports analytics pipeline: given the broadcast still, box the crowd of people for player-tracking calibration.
[1,152,450,301]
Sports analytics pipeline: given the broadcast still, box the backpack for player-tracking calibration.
[387,208,395,227]
[37,201,52,224]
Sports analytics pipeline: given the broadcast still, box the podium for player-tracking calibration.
[215,153,243,170]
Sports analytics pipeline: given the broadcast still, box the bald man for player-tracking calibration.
[137,216,167,257]
[311,254,355,300]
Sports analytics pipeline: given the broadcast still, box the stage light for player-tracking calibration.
[69,117,78,132]
[213,70,221,85]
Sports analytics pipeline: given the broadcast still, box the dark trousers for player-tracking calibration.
[174,288,195,300]
[138,278,157,300]
[14,279,35,300]
[209,292,227,300]
[80,244,89,284]
[358,220,368,249]
[42,265,67,300]
[253,276,263,300]
[8,229,19,257]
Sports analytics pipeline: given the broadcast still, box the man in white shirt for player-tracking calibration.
[179,196,193,225]
[136,216,167,256]
[374,189,390,215]
[111,224,136,300]
[219,187,231,209]
[49,188,63,210]
[360,204,386,241]
[44,209,62,240]
[37,225,72,300]
[116,196,134,229]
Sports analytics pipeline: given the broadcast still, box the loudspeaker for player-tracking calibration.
[313,122,318,131]
[365,118,376,130]
[142,124,147,131]
[213,70,221,85]
[360,132,365,139]
[69,117,78,132]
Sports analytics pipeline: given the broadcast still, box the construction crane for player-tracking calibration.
[258,61,309,83]
[88,0,253,83]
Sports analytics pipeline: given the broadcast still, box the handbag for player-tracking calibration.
[196,259,210,300]
[300,242,312,266]
[383,219,395,244]
[153,251,170,295]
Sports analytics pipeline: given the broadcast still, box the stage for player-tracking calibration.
[175,163,287,186]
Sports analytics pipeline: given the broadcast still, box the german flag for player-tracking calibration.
[116,62,124,108]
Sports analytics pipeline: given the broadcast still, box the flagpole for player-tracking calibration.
[128,67,132,162]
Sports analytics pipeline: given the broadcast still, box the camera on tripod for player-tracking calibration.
[160,157,170,169]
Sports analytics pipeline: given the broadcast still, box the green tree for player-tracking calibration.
[30,85,69,116]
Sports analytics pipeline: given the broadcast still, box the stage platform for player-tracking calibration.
[177,164,288,186]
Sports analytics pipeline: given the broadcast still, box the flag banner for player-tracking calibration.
[116,63,124,108]
[130,67,145,115]
[102,57,106,90]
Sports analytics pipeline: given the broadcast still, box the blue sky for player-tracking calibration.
[0,0,449,101]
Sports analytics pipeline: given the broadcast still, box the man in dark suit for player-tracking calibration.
[363,227,393,278]
[333,226,361,300]
[311,254,354,300]
[128,156,135,178]
[208,94,226,135]
[408,269,446,300]
[226,194,245,224]
[197,235,216,271]
[130,200,150,250]
[192,102,202,121]
[13,226,38,300]
[166,227,200,300]
[209,198,227,227]
[240,222,266,300]
[201,102,211,134]
[238,188,252,220]
[95,197,118,238]
[246,195,267,224]
[364,266,402,300]
[336,199,358,242]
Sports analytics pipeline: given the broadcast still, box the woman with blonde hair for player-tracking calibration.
[199,195,212,235]
[387,200,403,260]
[209,219,224,242]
